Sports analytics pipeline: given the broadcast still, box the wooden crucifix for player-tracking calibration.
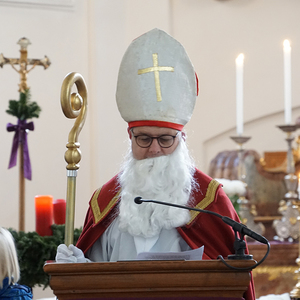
[0,37,50,231]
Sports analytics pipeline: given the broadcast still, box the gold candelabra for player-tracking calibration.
[275,125,300,299]
[279,125,298,199]
[60,72,87,246]
[274,125,299,243]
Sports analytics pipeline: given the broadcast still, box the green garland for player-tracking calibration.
[6,89,41,120]
[8,225,82,289]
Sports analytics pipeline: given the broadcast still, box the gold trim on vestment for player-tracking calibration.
[187,179,220,225]
[91,188,121,224]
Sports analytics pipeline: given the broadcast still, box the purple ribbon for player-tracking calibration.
[7,119,34,180]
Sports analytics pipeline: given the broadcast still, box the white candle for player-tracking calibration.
[236,53,244,135]
[283,39,292,124]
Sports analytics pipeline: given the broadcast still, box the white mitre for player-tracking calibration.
[116,28,198,130]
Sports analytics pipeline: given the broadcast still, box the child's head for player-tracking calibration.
[0,227,20,287]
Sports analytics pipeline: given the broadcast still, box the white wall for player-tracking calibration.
[0,0,300,298]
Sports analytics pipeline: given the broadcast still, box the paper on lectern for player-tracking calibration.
[136,245,204,261]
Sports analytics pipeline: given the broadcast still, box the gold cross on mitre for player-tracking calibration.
[138,53,174,102]
[0,37,51,92]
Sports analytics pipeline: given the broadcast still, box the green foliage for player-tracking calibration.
[8,225,82,289]
[229,194,240,218]
[6,89,41,120]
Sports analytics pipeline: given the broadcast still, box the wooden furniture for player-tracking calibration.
[44,259,255,299]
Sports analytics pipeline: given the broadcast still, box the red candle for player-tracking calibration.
[53,199,66,225]
[35,195,53,236]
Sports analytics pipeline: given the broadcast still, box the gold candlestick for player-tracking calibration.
[274,125,299,243]
[276,125,300,299]
[230,136,251,182]
[278,125,298,200]
[230,136,264,237]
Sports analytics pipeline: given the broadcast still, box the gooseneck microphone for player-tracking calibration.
[134,196,268,244]
[134,196,270,270]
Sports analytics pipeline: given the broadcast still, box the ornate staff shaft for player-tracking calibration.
[60,72,87,246]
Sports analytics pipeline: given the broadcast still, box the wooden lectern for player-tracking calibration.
[44,259,255,299]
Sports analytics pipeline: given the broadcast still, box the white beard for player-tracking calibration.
[118,138,196,238]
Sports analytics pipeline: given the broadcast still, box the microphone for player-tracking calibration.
[134,196,270,270]
[134,197,143,204]
[134,196,268,245]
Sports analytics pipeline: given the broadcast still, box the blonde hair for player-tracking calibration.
[0,227,20,288]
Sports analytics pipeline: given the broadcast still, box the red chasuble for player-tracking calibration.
[76,168,255,300]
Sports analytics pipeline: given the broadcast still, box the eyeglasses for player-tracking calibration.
[132,130,179,148]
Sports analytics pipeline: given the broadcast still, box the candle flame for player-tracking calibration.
[236,53,244,65]
[283,39,291,50]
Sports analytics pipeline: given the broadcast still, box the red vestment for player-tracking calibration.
[76,168,255,300]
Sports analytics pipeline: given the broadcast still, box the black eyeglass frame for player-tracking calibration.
[131,130,180,148]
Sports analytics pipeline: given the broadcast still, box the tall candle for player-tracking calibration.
[35,195,53,236]
[283,39,292,124]
[236,53,244,135]
[53,199,66,225]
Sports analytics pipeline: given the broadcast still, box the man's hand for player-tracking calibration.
[55,244,89,263]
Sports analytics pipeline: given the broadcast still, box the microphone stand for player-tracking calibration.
[228,230,252,260]
[134,197,270,270]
